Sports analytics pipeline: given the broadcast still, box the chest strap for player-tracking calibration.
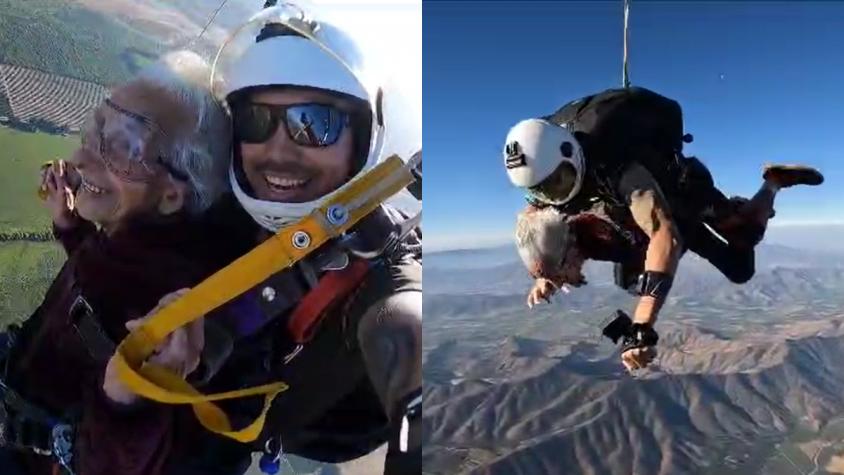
[288,258,371,345]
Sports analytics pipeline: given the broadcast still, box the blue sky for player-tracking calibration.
[424,1,844,251]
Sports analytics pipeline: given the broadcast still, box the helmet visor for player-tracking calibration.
[527,162,579,205]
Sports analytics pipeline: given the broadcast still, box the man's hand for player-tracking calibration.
[621,346,657,371]
[103,289,204,405]
[40,160,77,230]
[527,278,569,308]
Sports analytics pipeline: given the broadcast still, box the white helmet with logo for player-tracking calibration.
[212,2,386,231]
[503,118,585,206]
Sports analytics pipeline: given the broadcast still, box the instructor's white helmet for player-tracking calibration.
[503,118,585,206]
[212,2,386,231]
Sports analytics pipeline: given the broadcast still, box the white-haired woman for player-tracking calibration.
[0,50,230,475]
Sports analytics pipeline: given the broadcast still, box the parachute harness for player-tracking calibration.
[112,154,418,443]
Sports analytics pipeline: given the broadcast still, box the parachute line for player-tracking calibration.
[195,0,231,42]
[623,0,631,88]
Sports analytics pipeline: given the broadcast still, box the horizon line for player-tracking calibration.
[425,220,844,253]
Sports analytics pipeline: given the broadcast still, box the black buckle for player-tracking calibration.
[68,294,94,333]
[0,371,75,473]
[0,405,75,473]
[0,407,51,454]
[68,295,115,362]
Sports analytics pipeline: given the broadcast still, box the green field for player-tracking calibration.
[0,0,160,85]
[0,0,159,329]
[0,127,77,232]
[0,127,73,328]
[0,241,64,327]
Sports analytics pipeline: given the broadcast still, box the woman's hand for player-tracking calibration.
[526,278,569,308]
[40,160,76,230]
[103,289,205,405]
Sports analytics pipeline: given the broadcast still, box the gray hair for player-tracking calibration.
[515,207,569,277]
[134,50,231,215]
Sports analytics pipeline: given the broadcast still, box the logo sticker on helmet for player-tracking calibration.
[505,141,527,169]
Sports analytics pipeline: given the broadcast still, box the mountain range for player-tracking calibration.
[424,241,844,474]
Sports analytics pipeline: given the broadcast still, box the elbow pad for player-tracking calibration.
[636,271,674,299]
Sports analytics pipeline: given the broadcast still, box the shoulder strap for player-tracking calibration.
[287,258,371,345]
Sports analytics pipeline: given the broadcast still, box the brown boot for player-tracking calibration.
[762,164,824,188]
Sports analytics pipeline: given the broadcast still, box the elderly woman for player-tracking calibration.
[0,51,230,475]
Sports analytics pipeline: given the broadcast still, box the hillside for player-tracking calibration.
[0,0,162,86]
[424,244,844,474]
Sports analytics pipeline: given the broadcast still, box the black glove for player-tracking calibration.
[602,310,659,353]
[621,322,659,354]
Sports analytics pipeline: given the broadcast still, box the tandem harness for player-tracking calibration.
[0,255,377,475]
[0,204,417,474]
[0,327,75,474]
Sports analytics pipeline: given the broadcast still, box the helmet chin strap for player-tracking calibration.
[229,165,316,231]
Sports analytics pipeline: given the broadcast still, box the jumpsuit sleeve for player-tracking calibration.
[52,218,97,256]
[73,256,203,475]
[616,162,677,239]
[74,378,176,475]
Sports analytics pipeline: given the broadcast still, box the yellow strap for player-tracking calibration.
[113,155,414,442]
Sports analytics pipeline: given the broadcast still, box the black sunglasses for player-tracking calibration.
[232,102,351,147]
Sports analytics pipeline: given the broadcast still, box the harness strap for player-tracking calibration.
[68,295,115,363]
[0,383,75,473]
[113,154,416,442]
[288,259,371,345]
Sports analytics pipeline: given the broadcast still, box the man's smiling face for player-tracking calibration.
[236,87,358,203]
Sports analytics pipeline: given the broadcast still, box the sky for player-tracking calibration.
[424,1,844,251]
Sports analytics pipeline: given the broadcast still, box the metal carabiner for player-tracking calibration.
[51,423,75,475]
[259,437,283,474]
[259,436,298,474]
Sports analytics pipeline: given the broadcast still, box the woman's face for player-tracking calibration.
[516,206,587,287]
[235,87,358,203]
[69,81,193,230]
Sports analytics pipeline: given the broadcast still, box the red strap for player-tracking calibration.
[288,259,371,344]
